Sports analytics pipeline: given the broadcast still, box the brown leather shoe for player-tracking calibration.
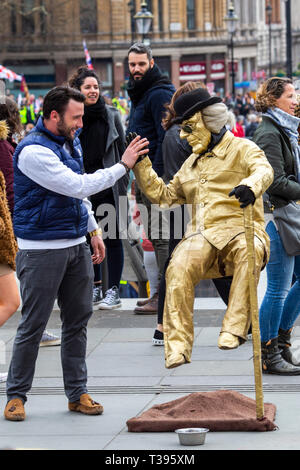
[136,298,151,307]
[68,393,103,415]
[4,398,25,421]
[134,293,158,314]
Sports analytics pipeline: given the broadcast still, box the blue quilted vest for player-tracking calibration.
[13,117,88,240]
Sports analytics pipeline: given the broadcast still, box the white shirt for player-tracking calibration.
[17,143,126,249]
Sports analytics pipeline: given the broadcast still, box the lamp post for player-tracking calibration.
[266,3,272,78]
[285,0,292,78]
[224,2,238,99]
[134,0,153,44]
[128,1,136,44]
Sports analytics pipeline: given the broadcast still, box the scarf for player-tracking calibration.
[265,107,300,182]
[79,96,108,174]
[127,63,172,107]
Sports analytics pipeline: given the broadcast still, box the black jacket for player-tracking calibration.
[253,115,300,209]
[127,82,175,177]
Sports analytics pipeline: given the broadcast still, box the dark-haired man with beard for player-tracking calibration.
[127,43,175,315]
[4,86,149,421]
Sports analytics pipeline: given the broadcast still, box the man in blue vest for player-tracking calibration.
[4,86,148,421]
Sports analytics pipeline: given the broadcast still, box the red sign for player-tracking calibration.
[180,62,206,80]
[210,60,225,80]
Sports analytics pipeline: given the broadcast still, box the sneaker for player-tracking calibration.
[98,286,122,310]
[39,330,61,347]
[152,329,164,346]
[0,372,8,383]
[93,285,103,305]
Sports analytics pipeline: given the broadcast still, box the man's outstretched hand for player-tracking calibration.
[229,185,255,208]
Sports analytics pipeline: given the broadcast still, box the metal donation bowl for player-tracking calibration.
[175,427,209,446]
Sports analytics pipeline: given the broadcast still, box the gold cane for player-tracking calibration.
[243,204,265,420]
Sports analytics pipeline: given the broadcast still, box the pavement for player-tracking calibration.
[1,276,300,452]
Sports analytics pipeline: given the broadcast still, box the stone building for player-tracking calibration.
[0,0,295,97]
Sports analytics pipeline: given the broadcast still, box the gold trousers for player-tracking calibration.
[163,232,266,368]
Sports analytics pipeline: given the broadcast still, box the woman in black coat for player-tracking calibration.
[69,67,129,309]
[253,77,300,375]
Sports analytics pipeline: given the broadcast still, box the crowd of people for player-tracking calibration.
[1,42,300,420]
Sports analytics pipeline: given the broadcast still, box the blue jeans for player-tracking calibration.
[259,221,300,342]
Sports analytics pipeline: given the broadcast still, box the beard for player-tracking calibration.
[57,116,77,141]
[130,65,151,81]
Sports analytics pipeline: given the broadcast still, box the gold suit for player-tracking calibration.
[133,112,274,369]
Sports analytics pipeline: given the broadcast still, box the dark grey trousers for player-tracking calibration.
[6,243,94,403]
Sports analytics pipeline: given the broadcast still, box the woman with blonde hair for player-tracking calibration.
[253,77,300,375]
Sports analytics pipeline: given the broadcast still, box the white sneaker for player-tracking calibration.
[98,286,122,310]
[40,331,61,347]
[93,285,103,305]
[0,372,8,383]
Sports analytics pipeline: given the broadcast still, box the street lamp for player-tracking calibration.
[224,2,238,99]
[128,1,136,43]
[134,0,153,44]
[285,0,292,78]
[266,3,272,78]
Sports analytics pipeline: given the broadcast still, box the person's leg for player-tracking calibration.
[0,270,20,327]
[157,237,180,327]
[164,234,216,368]
[6,249,67,403]
[212,277,232,306]
[259,222,294,342]
[58,243,94,403]
[140,192,169,283]
[143,250,159,298]
[105,237,124,289]
[279,254,300,330]
[220,233,265,347]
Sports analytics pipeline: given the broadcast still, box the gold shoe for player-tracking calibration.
[165,353,187,369]
[218,332,240,350]
[68,393,103,415]
[4,398,25,421]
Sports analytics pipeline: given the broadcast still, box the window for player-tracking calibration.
[187,0,195,30]
[80,0,98,34]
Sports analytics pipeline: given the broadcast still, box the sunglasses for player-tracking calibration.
[181,124,193,134]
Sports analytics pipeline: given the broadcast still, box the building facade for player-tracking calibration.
[0,0,296,97]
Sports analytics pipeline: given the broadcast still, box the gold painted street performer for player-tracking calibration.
[131,88,274,369]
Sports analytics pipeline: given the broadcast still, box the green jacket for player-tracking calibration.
[253,115,300,209]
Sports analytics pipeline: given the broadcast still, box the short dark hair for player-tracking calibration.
[128,42,152,60]
[43,86,85,119]
[68,66,101,91]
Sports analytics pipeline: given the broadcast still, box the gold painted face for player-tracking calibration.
[179,112,211,154]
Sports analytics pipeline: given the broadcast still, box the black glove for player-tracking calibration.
[228,185,255,208]
[125,132,138,147]
[125,131,148,166]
